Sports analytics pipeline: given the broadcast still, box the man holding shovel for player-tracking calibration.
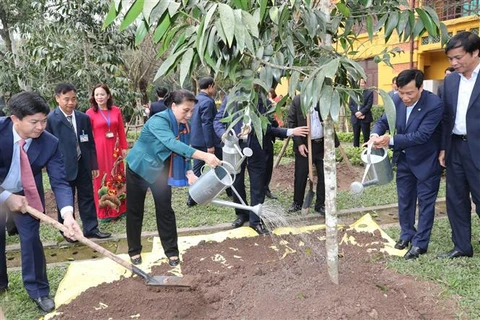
[0,92,81,313]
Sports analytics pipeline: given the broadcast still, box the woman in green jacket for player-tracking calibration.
[126,89,221,266]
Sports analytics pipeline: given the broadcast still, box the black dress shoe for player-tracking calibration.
[404,246,427,260]
[168,257,180,267]
[287,203,302,213]
[394,239,410,250]
[437,249,473,259]
[232,217,248,228]
[265,189,277,199]
[130,255,142,265]
[84,231,112,239]
[186,197,197,207]
[315,206,326,216]
[32,295,55,313]
[251,224,270,235]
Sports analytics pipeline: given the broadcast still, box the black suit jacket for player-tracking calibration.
[349,89,374,124]
[46,108,98,181]
[441,71,480,170]
[150,100,167,118]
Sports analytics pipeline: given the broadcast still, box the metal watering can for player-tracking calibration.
[350,142,393,194]
[222,129,253,174]
[188,160,263,217]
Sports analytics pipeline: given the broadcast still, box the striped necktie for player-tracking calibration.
[18,139,44,212]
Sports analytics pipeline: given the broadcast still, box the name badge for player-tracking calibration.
[80,134,89,142]
[106,131,114,138]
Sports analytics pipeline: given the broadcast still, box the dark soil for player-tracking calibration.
[53,229,459,319]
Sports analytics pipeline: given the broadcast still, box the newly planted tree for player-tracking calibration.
[106,0,445,283]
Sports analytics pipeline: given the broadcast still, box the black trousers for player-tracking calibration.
[293,141,325,211]
[57,158,98,235]
[126,165,178,258]
[352,121,371,147]
[264,142,274,190]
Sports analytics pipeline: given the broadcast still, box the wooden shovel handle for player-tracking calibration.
[274,137,291,168]
[338,144,354,172]
[306,113,314,182]
[26,205,134,273]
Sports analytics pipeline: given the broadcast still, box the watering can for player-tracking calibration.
[188,161,263,217]
[222,129,253,174]
[350,142,393,194]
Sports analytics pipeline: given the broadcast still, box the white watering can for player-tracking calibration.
[222,129,253,174]
[350,142,393,194]
[188,161,263,216]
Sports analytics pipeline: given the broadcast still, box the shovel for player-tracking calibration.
[26,205,191,287]
[274,137,291,168]
[302,113,315,214]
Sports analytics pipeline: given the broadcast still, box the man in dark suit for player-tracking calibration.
[369,69,443,260]
[287,95,339,215]
[438,31,480,259]
[149,87,168,117]
[46,83,110,241]
[214,94,308,234]
[388,76,397,98]
[437,66,455,99]
[0,92,82,312]
[349,78,374,147]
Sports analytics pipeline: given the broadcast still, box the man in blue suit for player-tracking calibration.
[369,69,443,260]
[149,87,168,118]
[0,92,81,312]
[438,31,480,259]
[46,83,110,241]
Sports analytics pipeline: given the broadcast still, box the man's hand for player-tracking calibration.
[62,211,81,241]
[207,147,215,154]
[239,124,251,139]
[298,144,308,157]
[365,134,390,149]
[438,150,446,167]
[5,194,28,214]
[92,170,99,179]
[204,153,222,168]
[355,111,363,119]
[292,126,309,137]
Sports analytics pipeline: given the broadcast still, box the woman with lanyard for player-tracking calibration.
[86,84,129,222]
[125,89,222,266]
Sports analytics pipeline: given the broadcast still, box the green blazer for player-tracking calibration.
[126,110,196,184]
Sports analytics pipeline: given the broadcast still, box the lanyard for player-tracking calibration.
[99,109,111,130]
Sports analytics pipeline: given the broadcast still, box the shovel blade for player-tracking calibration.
[146,275,193,287]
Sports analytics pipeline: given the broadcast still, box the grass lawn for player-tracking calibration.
[5,158,473,319]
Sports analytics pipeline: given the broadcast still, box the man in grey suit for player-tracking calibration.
[46,83,110,241]
[438,31,480,259]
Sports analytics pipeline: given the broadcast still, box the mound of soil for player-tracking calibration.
[53,229,458,319]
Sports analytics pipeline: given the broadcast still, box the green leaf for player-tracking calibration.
[234,10,246,53]
[335,3,350,17]
[413,18,425,38]
[153,13,171,43]
[374,14,388,32]
[135,20,148,46]
[323,58,339,79]
[384,12,399,41]
[154,49,185,81]
[330,90,340,122]
[120,0,144,31]
[319,85,333,121]
[258,0,267,21]
[440,22,449,45]
[423,6,441,29]
[288,71,300,98]
[168,1,181,16]
[103,1,120,29]
[269,6,279,24]
[197,4,217,64]
[219,3,235,47]
[366,15,373,41]
[416,8,436,37]
[397,10,410,37]
[142,0,159,21]
[179,48,194,87]
[242,11,259,38]
[379,90,396,135]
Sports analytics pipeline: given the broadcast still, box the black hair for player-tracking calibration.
[445,31,480,54]
[156,87,168,98]
[198,77,215,90]
[55,83,77,96]
[164,89,198,108]
[8,92,50,120]
[392,76,397,84]
[396,69,424,89]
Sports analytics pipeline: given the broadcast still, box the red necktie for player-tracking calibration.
[19,139,44,212]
